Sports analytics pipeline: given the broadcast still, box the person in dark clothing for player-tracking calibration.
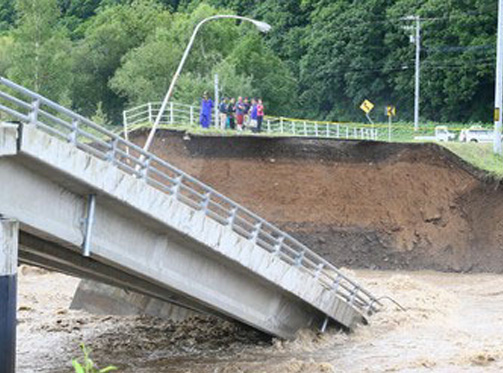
[243,97,251,129]
[256,98,264,133]
[235,96,245,131]
[219,98,228,130]
[227,97,236,129]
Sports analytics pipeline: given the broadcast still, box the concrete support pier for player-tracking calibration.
[0,217,19,373]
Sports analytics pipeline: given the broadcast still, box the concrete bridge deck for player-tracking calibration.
[0,77,381,339]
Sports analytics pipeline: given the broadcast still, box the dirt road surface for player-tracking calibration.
[17,266,503,372]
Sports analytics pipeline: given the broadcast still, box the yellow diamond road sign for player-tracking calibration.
[387,105,396,117]
[360,99,374,114]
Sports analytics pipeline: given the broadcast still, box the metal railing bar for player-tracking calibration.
[146,177,174,195]
[0,104,29,122]
[231,224,253,240]
[35,121,68,140]
[75,129,113,150]
[38,109,74,130]
[75,141,108,161]
[0,90,32,110]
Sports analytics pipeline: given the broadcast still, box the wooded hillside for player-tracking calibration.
[0,0,497,124]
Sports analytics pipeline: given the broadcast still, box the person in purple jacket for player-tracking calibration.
[249,98,258,133]
[199,92,213,129]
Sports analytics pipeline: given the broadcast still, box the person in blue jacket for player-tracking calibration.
[199,92,213,129]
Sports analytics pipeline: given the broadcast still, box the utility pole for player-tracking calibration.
[494,0,503,154]
[414,16,421,132]
[402,16,421,131]
[214,73,219,129]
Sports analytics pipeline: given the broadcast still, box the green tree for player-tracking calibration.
[111,3,294,115]
[7,0,72,101]
[0,0,15,31]
[70,0,168,122]
[386,0,497,122]
[225,32,296,113]
[0,35,13,74]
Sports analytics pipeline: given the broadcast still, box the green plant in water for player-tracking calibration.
[72,343,118,373]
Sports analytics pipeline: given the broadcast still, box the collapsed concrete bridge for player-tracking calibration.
[0,77,381,341]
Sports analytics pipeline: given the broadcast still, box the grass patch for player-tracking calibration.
[124,122,503,179]
[442,142,503,179]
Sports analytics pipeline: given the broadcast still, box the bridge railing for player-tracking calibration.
[0,76,382,315]
[123,102,378,141]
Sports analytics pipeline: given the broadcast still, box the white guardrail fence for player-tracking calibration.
[0,76,382,315]
[123,101,379,140]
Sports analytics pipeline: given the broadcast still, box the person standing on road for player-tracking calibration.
[219,98,228,130]
[235,96,245,131]
[249,98,258,133]
[256,98,264,133]
[244,97,251,129]
[227,97,236,130]
[199,92,213,129]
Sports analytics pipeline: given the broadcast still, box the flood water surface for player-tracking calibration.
[17,267,503,372]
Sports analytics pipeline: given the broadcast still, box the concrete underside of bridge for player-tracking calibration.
[0,124,365,339]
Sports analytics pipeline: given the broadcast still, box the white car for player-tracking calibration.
[459,127,494,143]
[414,126,456,142]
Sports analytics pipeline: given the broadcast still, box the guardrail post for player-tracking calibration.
[331,275,341,293]
[0,217,18,373]
[292,121,296,135]
[315,123,319,137]
[141,157,151,180]
[228,207,238,225]
[171,175,182,197]
[170,102,174,125]
[367,299,377,315]
[148,103,153,124]
[314,263,324,279]
[267,119,271,132]
[274,236,285,255]
[303,121,307,136]
[336,124,340,138]
[280,117,284,133]
[200,192,210,214]
[107,138,118,164]
[294,250,305,267]
[346,126,349,138]
[68,119,78,145]
[252,221,262,243]
[29,98,40,126]
[350,286,360,305]
[122,111,129,142]
[353,128,357,138]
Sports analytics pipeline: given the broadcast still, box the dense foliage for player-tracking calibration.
[0,0,498,124]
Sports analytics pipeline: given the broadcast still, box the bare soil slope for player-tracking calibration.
[130,130,503,272]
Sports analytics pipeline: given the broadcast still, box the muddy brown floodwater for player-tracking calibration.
[17,265,503,373]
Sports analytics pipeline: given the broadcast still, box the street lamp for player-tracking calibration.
[142,15,272,153]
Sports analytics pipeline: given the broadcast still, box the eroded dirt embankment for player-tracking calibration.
[130,129,503,273]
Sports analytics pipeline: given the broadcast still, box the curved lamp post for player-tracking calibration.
[142,15,272,153]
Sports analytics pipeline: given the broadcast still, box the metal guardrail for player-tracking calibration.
[123,102,379,141]
[0,76,382,315]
